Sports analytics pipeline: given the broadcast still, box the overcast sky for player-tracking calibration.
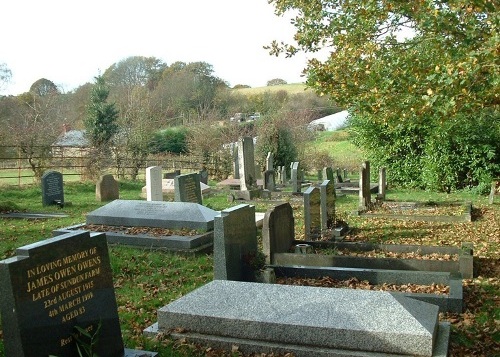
[1,0,320,96]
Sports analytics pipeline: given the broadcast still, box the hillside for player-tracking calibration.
[232,83,308,95]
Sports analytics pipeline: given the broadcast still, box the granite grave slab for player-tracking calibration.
[150,280,449,356]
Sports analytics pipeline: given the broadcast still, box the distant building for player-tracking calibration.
[51,124,89,157]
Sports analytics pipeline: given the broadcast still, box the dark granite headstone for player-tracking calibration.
[199,168,209,185]
[41,170,64,206]
[0,231,124,357]
[174,173,202,204]
[262,203,295,264]
[96,174,119,202]
[213,204,258,281]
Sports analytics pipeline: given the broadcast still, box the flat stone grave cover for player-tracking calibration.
[0,231,124,356]
[158,280,443,356]
[86,199,218,231]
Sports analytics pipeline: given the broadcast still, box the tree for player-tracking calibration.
[84,75,119,179]
[267,78,287,86]
[103,56,167,91]
[268,0,499,190]
[30,78,60,96]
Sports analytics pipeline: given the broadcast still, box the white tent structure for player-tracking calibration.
[308,110,349,131]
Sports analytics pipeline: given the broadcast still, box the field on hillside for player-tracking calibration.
[232,82,308,95]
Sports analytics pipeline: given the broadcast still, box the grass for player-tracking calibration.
[0,180,498,356]
[232,83,308,96]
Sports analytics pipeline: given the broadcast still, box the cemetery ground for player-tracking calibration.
[0,181,498,356]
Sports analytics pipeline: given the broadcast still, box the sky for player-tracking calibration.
[1,0,320,96]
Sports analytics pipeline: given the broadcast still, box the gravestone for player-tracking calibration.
[238,137,256,191]
[262,203,295,264]
[213,204,258,281]
[323,166,334,182]
[265,152,274,172]
[96,174,119,202]
[174,172,202,204]
[41,170,64,206]
[155,280,449,357]
[336,168,343,183]
[320,179,336,232]
[146,166,163,201]
[199,167,209,185]
[232,145,240,179]
[303,186,321,240]
[359,161,371,210]
[163,170,180,179]
[280,165,287,185]
[291,162,300,193]
[0,231,124,356]
[87,199,218,231]
[263,169,275,192]
[378,166,387,200]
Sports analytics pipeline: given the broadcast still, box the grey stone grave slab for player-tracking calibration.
[264,169,275,191]
[199,167,209,184]
[378,167,387,200]
[238,136,257,191]
[323,166,334,182]
[0,230,155,357]
[155,280,447,356]
[96,174,119,202]
[304,186,321,240]
[213,204,258,281]
[86,199,217,231]
[262,203,295,264]
[146,165,163,201]
[174,172,202,204]
[41,170,64,206]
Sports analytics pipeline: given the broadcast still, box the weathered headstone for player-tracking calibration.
[174,172,202,204]
[264,169,275,192]
[378,166,387,200]
[488,178,499,204]
[303,186,321,240]
[291,162,300,193]
[213,204,258,281]
[323,167,334,182]
[265,152,274,172]
[146,166,163,201]
[96,174,119,202]
[238,137,257,191]
[41,170,64,206]
[280,165,287,185]
[232,145,240,179]
[262,203,295,264]
[199,167,209,185]
[336,168,343,183]
[0,231,124,356]
[359,161,372,210]
[320,179,336,232]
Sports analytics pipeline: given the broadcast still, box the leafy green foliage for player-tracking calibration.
[269,0,499,191]
[149,127,189,154]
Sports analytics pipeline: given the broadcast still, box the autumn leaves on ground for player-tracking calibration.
[0,183,498,356]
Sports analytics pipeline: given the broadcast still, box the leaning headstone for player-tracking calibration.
[291,162,300,193]
[378,167,387,200]
[262,203,295,264]
[0,231,125,356]
[41,170,64,206]
[213,204,258,281]
[320,179,336,232]
[238,137,257,191]
[96,174,119,202]
[174,172,202,204]
[303,186,321,240]
[146,166,163,201]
